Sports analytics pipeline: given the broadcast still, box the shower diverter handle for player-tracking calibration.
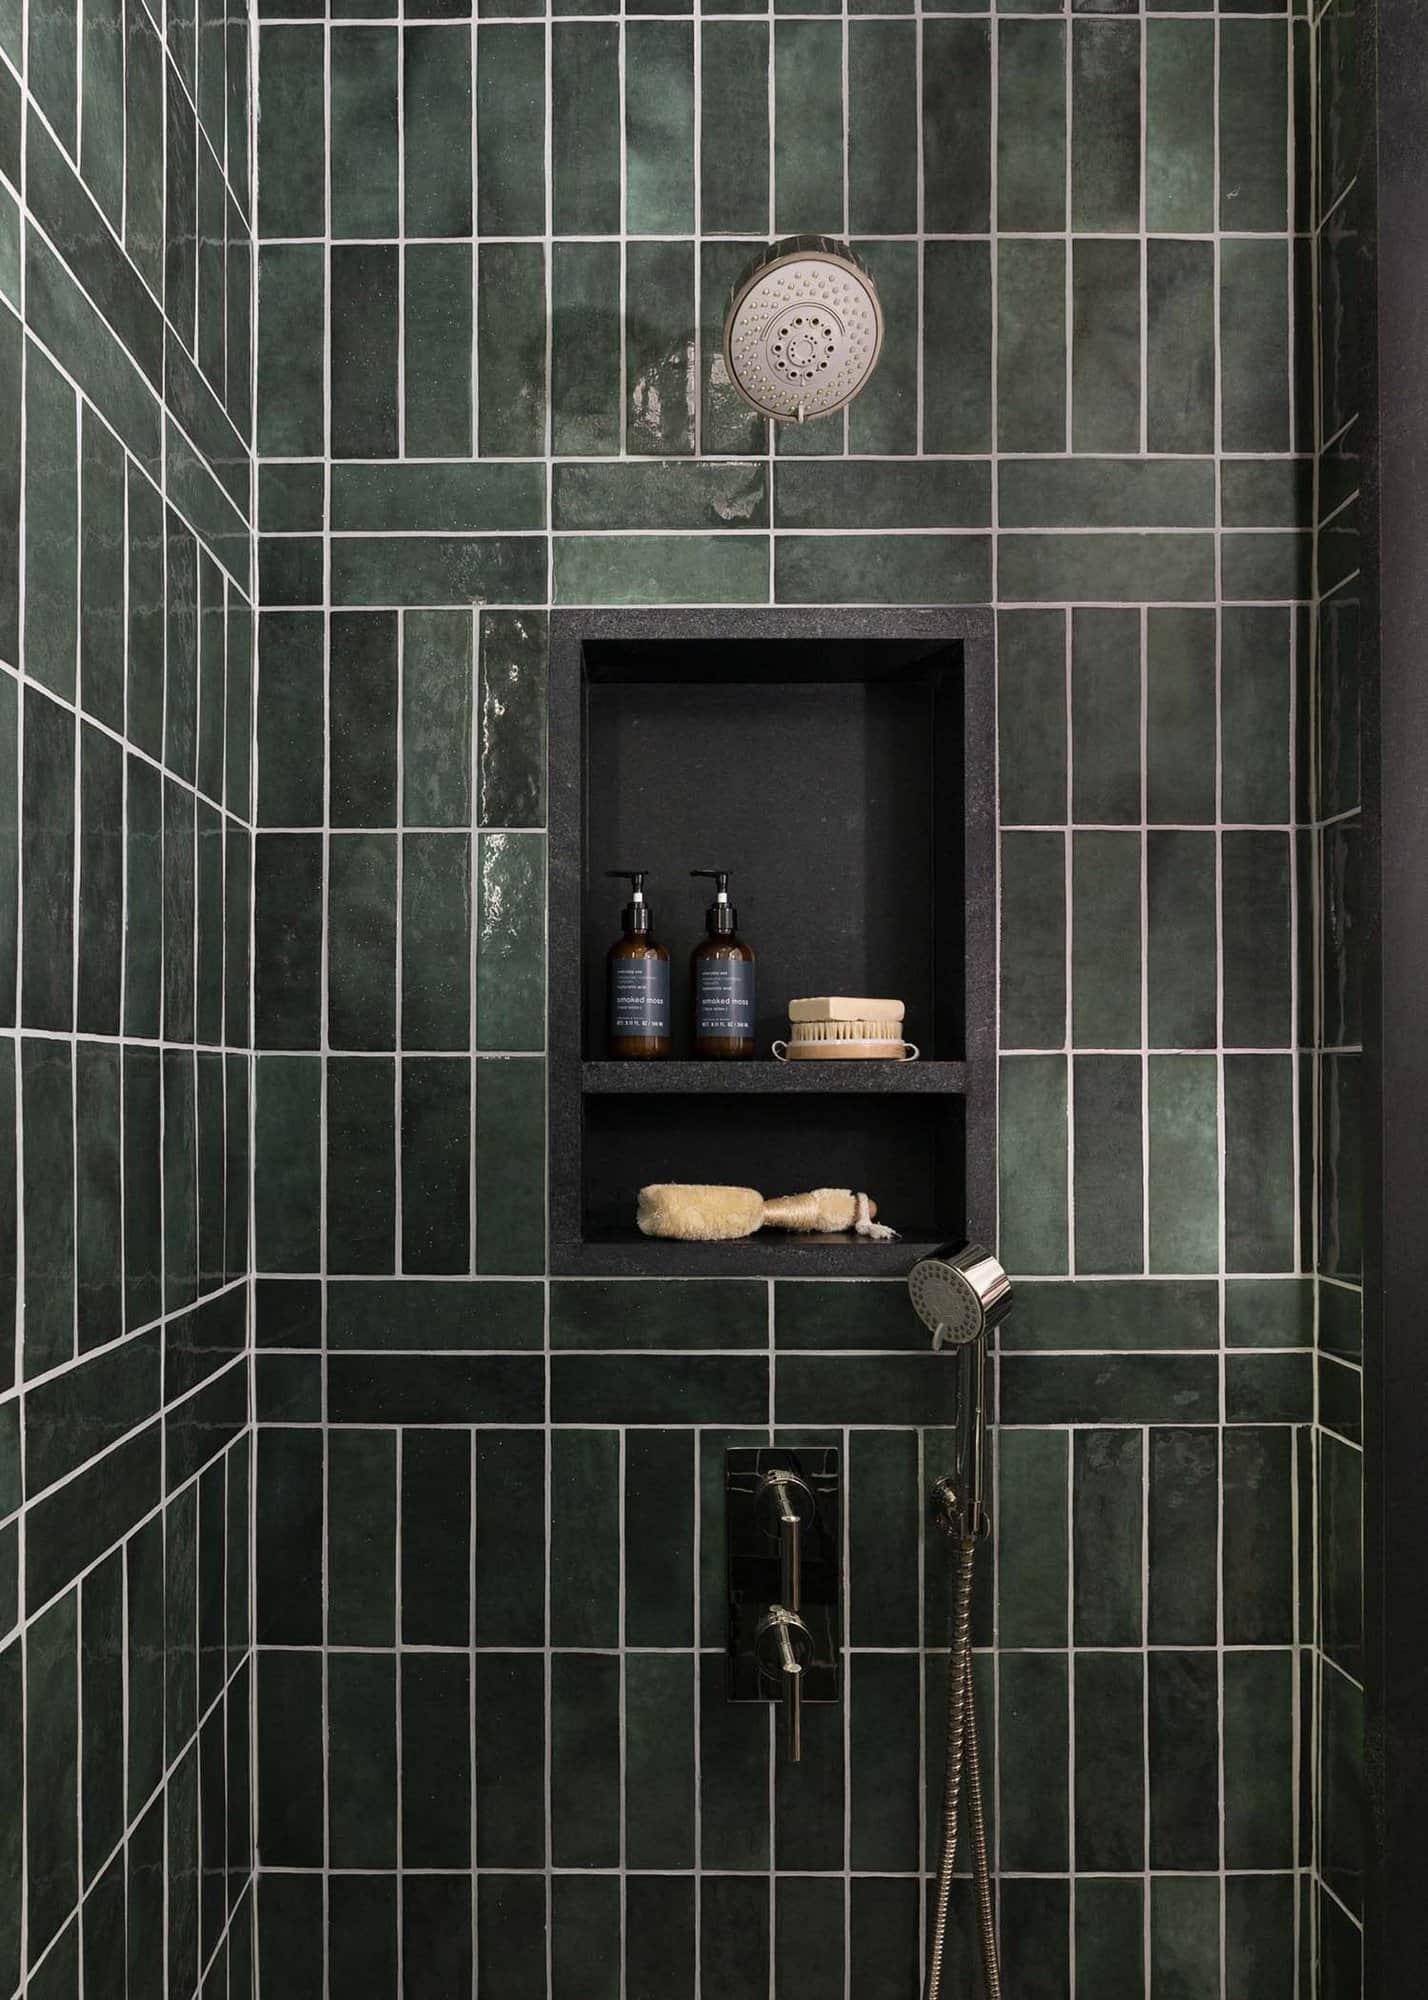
[754,1470,818,1761]
[755,1604,812,1763]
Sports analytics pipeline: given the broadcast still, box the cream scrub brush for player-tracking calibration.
[636,1183,898,1242]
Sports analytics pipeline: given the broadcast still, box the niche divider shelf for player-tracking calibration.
[548,609,997,1277]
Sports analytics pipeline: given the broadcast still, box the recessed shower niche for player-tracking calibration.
[548,609,996,1274]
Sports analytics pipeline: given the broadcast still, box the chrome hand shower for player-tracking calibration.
[907,1244,1013,2000]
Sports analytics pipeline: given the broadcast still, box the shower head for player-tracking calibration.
[723,236,884,424]
[908,1244,1013,1351]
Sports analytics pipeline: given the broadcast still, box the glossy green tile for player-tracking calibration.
[475,831,544,1052]
[922,242,991,453]
[998,241,1066,452]
[556,534,767,606]
[1072,21,1140,231]
[1151,1876,1220,1992]
[1072,241,1141,452]
[998,1651,1070,1872]
[22,690,75,1034]
[1004,1279,1216,1353]
[1147,608,1216,824]
[405,245,474,460]
[1002,459,1213,531]
[474,1057,543,1275]
[333,464,541,537]
[1070,608,1139,824]
[1146,239,1215,454]
[331,245,398,459]
[1222,831,1292,1045]
[848,22,916,233]
[1146,19,1214,231]
[1224,1427,1294,1642]
[398,831,469,1050]
[998,611,1067,825]
[774,22,843,236]
[1148,1056,1219,1273]
[330,535,545,608]
[477,242,547,458]
[1075,1881,1143,2000]
[1001,832,1067,1050]
[1073,1056,1143,1274]
[557,460,768,532]
[26,1589,79,1958]
[625,239,694,457]
[626,22,694,235]
[999,1055,1068,1276]
[401,1057,471,1274]
[1222,607,1291,822]
[401,610,472,829]
[1225,1055,1295,1272]
[700,23,769,234]
[330,27,398,239]
[257,25,325,238]
[257,245,325,457]
[30,0,78,150]
[1222,238,1292,452]
[477,611,546,828]
[847,240,918,455]
[474,25,544,239]
[1073,1428,1143,1645]
[1224,457,1313,531]
[1225,1349,1312,1423]
[551,241,622,459]
[24,350,78,703]
[254,1056,321,1272]
[1075,1654,1144,1871]
[996,1429,1067,1646]
[998,20,1066,229]
[1147,831,1217,1048]
[553,23,619,234]
[1220,19,1289,233]
[776,533,989,606]
[923,20,989,230]
[1072,832,1141,1048]
[1002,532,1214,605]
[404,24,471,237]
[0,187,17,312]
[327,835,397,1051]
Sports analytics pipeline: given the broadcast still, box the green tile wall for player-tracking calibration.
[1310,0,1364,1992]
[247,2,1318,1994]
[0,0,257,1991]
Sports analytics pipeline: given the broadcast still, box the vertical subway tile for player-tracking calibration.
[330,245,399,459]
[22,1038,75,1375]
[1072,831,1141,1049]
[477,25,547,238]
[1222,831,1293,1046]
[700,23,769,236]
[257,25,326,239]
[998,241,1066,452]
[923,20,990,232]
[1071,608,1140,824]
[327,834,397,1051]
[626,240,695,457]
[1225,1055,1296,1273]
[847,242,917,456]
[849,23,916,234]
[401,1058,471,1274]
[775,22,844,238]
[923,241,992,453]
[1072,241,1141,453]
[1147,608,1216,825]
[24,351,78,702]
[475,1058,544,1274]
[1147,240,1215,455]
[402,832,472,1050]
[1071,21,1141,233]
[1222,606,1291,825]
[258,245,326,457]
[330,27,399,240]
[552,23,620,236]
[626,22,694,236]
[1147,831,1217,1049]
[998,20,1066,231]
[1000,832,1067,1050]
[1146,19,1214,233]
[330,611,398,828]
[1219,19,1289,235]
[477,832,544,1052]
[404,24,472,238]
[478,242,547,458]
[326,1058,397,1275]
[1221,238,1291,453]
[405,244,474,460]
[404,611,473,828]
[552,242,623,458]
[1073,1055,1144,1276]
[20,690,76,1028]
[999,1056,1069,1276]
[1148,1055,1220,1274]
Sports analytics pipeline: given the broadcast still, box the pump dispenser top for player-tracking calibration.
[692,869,737,936]
[609,869,653,935]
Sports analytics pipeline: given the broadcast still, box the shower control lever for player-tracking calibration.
[726,1446,840,1766]
[755,1605,812,1763]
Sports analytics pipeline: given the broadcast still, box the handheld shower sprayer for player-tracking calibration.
[907,1244,1012,2000]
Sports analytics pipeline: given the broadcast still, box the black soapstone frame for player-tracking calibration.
[548,608,997,1276]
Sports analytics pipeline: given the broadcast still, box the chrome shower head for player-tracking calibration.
[907,1244,1013,1350]
[723,236,884,424]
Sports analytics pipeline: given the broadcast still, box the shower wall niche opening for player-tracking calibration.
[548,608,996,1274]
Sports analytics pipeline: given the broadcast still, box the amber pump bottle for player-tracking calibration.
[606,871,671,1059]
[690,870,756,1059]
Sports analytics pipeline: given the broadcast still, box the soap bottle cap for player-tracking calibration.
[607,870,652,935]
[692,869,736,936]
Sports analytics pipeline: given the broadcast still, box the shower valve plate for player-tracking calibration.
[726,1445,841,1705]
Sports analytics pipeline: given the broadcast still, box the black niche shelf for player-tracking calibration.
[548,608,997,1278]
[581,1060,970,1095]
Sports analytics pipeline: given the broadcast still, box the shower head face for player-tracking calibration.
[908,1244,1013,1350]
[723,236,884,423]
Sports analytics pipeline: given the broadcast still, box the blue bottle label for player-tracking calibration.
[610,957,670,1036]
[695,958,755,1039]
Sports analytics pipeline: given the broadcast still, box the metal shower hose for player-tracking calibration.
[925,1537,1002,2000]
